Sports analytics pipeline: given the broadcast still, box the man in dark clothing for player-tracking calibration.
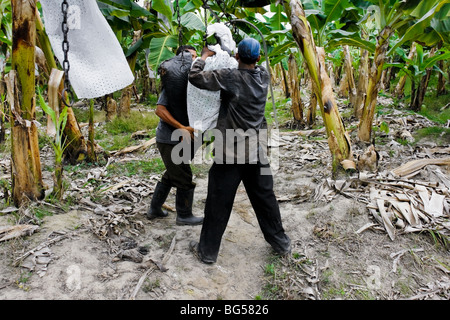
[188,38,291,263]
[147,45,203,226]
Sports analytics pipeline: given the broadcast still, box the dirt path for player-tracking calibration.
[1,115,449,301]
[0,175,285,300]
[1,166,448,301]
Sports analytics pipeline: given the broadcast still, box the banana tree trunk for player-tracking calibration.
[9,0,45,206]
[437,60,447,96]
[0,87,5,143]
[105,94,117,122]
[35,9,55,76]
[284,0,354,172]
[47,68,65,199]
[343,46,356,109]
[394,42,417,98]
[410,48,436,111]
[338,70,348,98]
[118,31,140,118]
[448,64,450,86]
[36,9,88,164]
[304,66,317,126]
[358,27,393,143]
[118,85,132,118]
[288,54,303,124]
[355,48,369,118]
[140,69,150,103]
[306,92,317,126]
[87,99,97,163]
[280,62,290,98]
[383,61,394,91]
[437,42,447,96]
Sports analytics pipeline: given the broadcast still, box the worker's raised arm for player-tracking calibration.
[188,47,234,92]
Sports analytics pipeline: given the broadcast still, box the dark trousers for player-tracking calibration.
[198,162,291,262]
[157,141,196,190]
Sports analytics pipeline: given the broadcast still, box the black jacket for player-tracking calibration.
[156,52,193,144]
[189,59,269,164]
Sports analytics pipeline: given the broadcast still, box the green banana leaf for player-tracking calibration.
[97,0,151,18]
[152,0,173,24]
[148,35,178,71]
[388,0,450,55]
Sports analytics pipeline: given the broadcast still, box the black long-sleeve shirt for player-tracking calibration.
[189,59,270,164]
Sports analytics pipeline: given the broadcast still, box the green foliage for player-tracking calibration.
[379,121,389,134]
[388,44,450,87]
[98,0,206,72]
[388,0,450,54]
[264,94,293,125]
[420,90,450,124]
[91,110,159,151]
[37,89,69,164]
[104,111,159,135]
[99,134,132,151]
[0,0,12,53]
[107,158,166,177]
[414,126,450,145]
[149,35,178,71]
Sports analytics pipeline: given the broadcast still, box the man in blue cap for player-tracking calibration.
[188,37,291,264]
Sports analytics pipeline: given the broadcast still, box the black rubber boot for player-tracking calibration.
[147,182,171,220]
[189,241,214,264]
[175,187,203,226]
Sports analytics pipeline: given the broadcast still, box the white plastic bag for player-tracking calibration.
[187,23,238,132]
[40,0,134,99]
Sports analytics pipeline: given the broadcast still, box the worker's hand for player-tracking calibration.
[180,126,195,144]
[201,47,216,60]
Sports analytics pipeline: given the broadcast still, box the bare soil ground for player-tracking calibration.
[0,103,449,301]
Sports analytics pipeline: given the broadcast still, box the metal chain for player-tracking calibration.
[202,0,209,46]
[215,0,238,41]
[175,0,183,46]
[61,0,73,107]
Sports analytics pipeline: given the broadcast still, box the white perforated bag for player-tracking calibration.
[187,23,238,132]
[40,0,134,99]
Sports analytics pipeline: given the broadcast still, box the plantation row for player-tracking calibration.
[0,0,449,207]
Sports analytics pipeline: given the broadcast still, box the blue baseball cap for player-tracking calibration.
[238,38,261,62]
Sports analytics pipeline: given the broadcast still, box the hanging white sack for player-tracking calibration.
[187,23,238,132]
[40,0,134,99]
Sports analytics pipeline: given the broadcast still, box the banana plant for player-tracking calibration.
[388,0,450,55]
[0,0,11,132]
[283,0,354,173]
[352,0,450,142]
[388,44,450,110]
[10,0,45,206]
[0,0,8,143]
[147,0,205,71]
[0,0,11,55]
[97,0,154,116]
[147,0,271,71]
[38,89,68,200]
[303,0,374,52]
[0,93,5,143]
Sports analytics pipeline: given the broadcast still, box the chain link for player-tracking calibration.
[215,0,239,42]
[61,0,73,107]
[202,0,209,46]
[175,0,183,46]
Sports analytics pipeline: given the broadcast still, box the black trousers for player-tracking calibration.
[198,162,291,263]
[157,141,197,190]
